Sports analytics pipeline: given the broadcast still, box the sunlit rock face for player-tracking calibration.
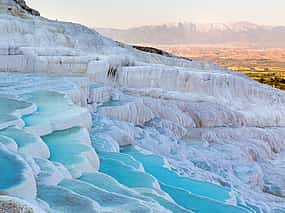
[0,1,284,213]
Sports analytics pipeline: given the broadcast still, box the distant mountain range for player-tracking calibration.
[97,22,285,48]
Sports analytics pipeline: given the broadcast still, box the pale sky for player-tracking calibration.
[26,0,285,29]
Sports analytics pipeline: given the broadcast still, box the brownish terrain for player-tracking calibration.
[158,46,285,90]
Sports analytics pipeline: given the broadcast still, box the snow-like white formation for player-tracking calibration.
[0,1,284,212]
[97,97,155,126]
[88,84,112,105]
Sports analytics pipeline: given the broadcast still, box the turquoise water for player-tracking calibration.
[122,147,231,201]
[42,127,92,167]
[42,127,86,145]
[38,185,99,213]
[46,143,90,165]
[0,127,36,148]
[21,91,85,127]
[161,183,246,213]
[80,172,191,213]
[80,172,192,213]
[97,150,247,212]
[59,179,140,208]
[0,115,18,126]
[96,152,192,212]
[139,190,192,213]
[0,147,25,190]
[0,135,14,147]
[100,158,158,189]
[91,114,243,212]
[99,152,142,170]
[80,172,145,200]
[0,96,32,115]
[0,96,31,128]
[121,146,252,212]
[89,114,254,212]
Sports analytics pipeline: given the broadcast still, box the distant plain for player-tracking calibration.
[159,46,285,90]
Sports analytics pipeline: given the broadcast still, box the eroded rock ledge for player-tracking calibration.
[14,0,40,16]
[0,0,40,16]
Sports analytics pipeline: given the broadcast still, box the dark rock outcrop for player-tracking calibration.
[0,0,40,16]
[133,45,192,61]
[14,0,40,16]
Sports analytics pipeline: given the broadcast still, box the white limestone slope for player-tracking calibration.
[0,0,284,212]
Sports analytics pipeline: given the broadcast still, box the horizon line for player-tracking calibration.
[94,20,285,30]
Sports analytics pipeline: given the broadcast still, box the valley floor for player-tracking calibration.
[160,46,285,90]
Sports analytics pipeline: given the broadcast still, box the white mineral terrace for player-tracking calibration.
[0,1,284,212]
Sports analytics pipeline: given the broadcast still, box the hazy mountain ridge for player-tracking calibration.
[97,22,285,48]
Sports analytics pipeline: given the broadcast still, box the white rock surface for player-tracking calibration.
[97,97,155,126]
[0,1,284,211]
